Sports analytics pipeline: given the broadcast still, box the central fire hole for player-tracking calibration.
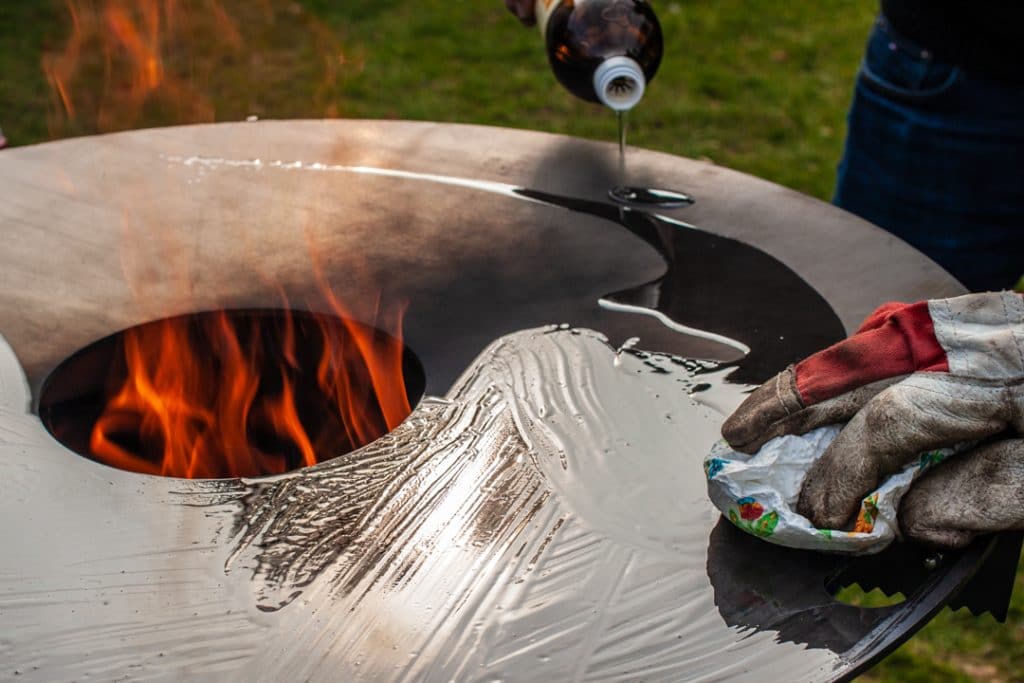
[39,309,425,479]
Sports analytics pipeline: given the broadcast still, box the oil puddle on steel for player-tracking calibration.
[184,328,842,682]
[609,185,695,207]
[610,111,693,208]
[0,326,847,681]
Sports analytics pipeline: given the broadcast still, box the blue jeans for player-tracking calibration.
[834,17,1024,292]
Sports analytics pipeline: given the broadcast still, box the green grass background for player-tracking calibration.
[0,1,1020,679]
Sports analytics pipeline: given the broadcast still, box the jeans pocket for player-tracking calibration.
[858,19,960,102]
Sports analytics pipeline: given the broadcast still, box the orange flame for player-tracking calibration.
[103,3,164,93]
[44,1,385,478]
[88,300,411,479]
[42,0,354,137]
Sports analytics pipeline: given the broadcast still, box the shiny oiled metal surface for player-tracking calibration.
[0,121,977,681]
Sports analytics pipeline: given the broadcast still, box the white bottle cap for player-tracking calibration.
[592,56,646,111]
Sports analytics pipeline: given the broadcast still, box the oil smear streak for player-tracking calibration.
[206,328,787,682]
[168,153,694,209]
[166,155,529,201]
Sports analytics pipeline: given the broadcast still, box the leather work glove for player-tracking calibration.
[505,0,536,26]
[722,291,1024,549]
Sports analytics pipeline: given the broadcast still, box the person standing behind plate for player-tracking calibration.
[834,0,1024,292]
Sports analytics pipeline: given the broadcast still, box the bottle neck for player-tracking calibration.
[592,56,646,111]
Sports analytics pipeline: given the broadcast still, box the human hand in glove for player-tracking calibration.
[722,291,1024,549]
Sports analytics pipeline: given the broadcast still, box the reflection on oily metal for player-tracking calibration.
[0,121,985,681]
[210,331,732,605]
[0,328,764,680]
[195,330,755,681]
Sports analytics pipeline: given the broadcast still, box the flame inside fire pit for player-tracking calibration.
[39,309,425,479]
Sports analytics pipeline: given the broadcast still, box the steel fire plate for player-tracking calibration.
[0,121,991,682]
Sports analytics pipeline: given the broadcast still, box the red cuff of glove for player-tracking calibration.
[794,300,949,405]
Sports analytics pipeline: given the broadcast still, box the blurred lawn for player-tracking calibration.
[0,1,1020,680]
[1,0,868,200]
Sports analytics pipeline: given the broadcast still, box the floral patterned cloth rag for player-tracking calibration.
[704,425,964,554]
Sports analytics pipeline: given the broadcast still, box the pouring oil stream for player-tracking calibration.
[608,110,694,209]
